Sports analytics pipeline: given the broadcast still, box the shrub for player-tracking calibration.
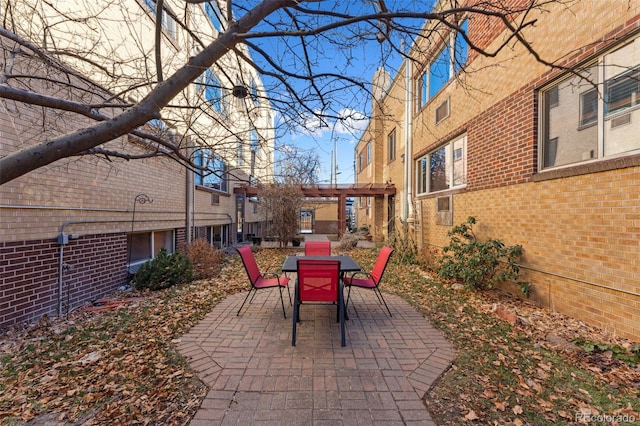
[186,238,223,280]
[337,232,360,251]
[438,217,530,296]
[387,220,418,264]
[133,249,193,291]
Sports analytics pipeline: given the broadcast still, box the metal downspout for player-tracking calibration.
[403,59,413,221]
[186,142,193,245]
[58,243,64,316]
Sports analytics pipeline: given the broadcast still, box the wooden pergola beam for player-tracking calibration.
[233,183,396,238]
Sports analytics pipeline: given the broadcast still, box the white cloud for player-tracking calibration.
[287,108,368,141]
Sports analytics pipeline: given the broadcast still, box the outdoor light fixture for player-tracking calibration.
[232,85,248,98]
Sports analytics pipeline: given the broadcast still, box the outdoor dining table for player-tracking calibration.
[281,255,362,275]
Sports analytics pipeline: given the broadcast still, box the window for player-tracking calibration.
[142,0,177,41]
[196,225,229,248]
[198,69,223,113]
[366,142,372,164]
[387,129,396,162]
[237,139,243,166]
[205,1,222,32]
[540,37,640,170]
[250,80,260,107]
[128,230,175,269]
[250,129,258,175]
[454,19,469,73]
[250,128,259,152]
[358,152,363,172]
[580,89,598,127]
[418,71,428,108]
[416,20,468,108]
[429,43,451,99]
[416,135,467,194]
[195,148,228,191]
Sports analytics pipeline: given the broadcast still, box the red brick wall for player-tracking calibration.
[467,84,537,191]
[466,0,532,56]
[0,234,129,329]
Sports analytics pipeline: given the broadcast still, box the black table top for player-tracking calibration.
[282,255,362,273]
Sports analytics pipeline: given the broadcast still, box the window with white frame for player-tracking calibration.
[540,37,640,169]
[416,19,468,109]
[250,79,260,107]
[195,225,229,248]
[197,69,224,114]
[128,230,175,269]
[366,142,372,164]
[250,128,259,153]
[237,139,243,166]
[416,134,467,194]
[141,0,177,41]
[388,129,396,162]
[195,148,228,191]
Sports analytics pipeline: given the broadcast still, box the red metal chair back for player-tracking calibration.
[237,245,261,286]
[370,246,394,286]
[304,241,331,256]
[296,259,341,303]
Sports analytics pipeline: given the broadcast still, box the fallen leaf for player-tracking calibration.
[464,410,479,420]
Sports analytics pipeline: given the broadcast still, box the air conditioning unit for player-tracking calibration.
[435,97,450,124]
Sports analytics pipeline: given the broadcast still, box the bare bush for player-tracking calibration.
[338,232,360,251]
[186,239,224,281]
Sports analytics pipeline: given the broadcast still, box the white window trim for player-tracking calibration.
[539,38,640,172]
[128,230,175,271]
[416,135,467,195]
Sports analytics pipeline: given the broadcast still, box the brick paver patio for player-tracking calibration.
[178,284,455,425]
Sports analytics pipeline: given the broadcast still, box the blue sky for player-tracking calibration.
[242,1,428,184]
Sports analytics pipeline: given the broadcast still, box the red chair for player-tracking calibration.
[344,246,394,317]
[304,241,331,256]
[292,259,345,347]
[237,245,291,318]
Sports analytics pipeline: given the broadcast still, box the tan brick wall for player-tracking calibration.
[356,64,408,238]
[413,1,640,160]
[368,1,640,340]
[417,165,640,339]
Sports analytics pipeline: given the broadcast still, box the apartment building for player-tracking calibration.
[356,1,640,339]
[0,1,274,328]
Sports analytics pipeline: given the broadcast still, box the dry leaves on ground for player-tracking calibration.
[1,247,638,426]
[376,260,640,426]
[0,250,270,424]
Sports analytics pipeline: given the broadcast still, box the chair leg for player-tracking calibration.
[237,288,255,316]
[292,284,299,346]
[278,287,287,319]
[339,283,346,347]
[375,288,393,317]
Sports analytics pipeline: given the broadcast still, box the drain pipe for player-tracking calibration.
[56,211,234,316]
[403,58,413,221]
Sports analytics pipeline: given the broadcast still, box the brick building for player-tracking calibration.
[356,1,640,339]
[0,1,274,328]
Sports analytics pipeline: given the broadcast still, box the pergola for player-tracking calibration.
[234,183,396,238]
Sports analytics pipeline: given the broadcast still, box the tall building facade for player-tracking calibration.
[356,1,640,339]
[0,0,274,328]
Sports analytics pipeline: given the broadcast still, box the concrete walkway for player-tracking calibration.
[178,280,456,425]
